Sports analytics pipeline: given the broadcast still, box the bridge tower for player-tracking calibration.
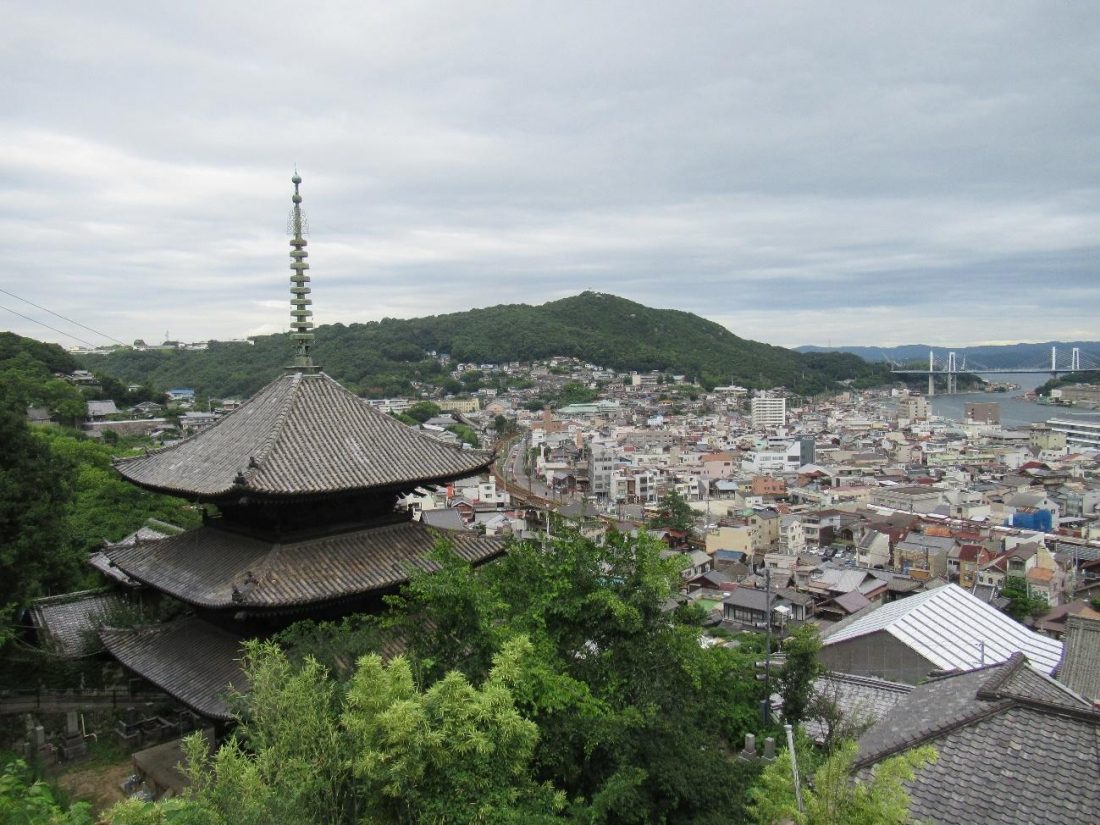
[1051,346,1057,374]
[1072,347,1081,372]
[928,350,935,396]
[947,351,958,395]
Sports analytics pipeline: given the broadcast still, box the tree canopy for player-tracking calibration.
[101,530,769,823]
[647,490,696,534]
[749,740,936,825]
[80,293,893,399]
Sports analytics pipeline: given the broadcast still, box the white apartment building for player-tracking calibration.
[741,441,803,473]
[751,394,786,429]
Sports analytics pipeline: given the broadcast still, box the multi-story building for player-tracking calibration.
[1048,418,1100,450]
[750,393,786,429]
[588,443,617,499]
[1029,424,1066,452]
[964,402,1000,425]
[898,396,929,422]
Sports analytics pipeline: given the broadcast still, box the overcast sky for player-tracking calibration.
[2,1,1097,351]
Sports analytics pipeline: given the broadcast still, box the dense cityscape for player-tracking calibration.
[3,2,1098,823]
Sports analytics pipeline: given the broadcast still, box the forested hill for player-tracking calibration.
[81,292,889,398]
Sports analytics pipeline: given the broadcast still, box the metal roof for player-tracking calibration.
[823,583,1063,674]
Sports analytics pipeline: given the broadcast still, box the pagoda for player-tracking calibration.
[99,174,502,719]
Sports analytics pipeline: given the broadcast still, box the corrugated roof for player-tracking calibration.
[115,372,492,498]
[106,520,504,610]
[823,583,1063,674]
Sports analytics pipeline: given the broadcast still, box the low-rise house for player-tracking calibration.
[820,583,1063,683]
[711,549,751,580]
[721,586,812,628]
[852,652,1100,824]
[801,567,888,605]
[870,485,944,513]
[778,515,805,553]
[855,529,891,568]
[805,672,913,744]
[1056,613,1100,704]
[86,399,119,421]
[684,569,735,594]
[893,532,956,579]
[955,543,993,588]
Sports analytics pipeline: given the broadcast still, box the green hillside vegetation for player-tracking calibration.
[0,334,200,611]
[1035,371,1099,397]
[80,292,892,399]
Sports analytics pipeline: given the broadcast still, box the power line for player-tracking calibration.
[0,303,99,349]
[0,287,128,346]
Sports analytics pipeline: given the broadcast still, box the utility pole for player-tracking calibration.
[764,566,772,725]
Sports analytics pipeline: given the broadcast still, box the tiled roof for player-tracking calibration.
[115,373,492,498]
[1057,614,1100,703]
[832,589,871,615]
[100,617,248,721]
[30,589,122,656]
[822,583,1063,674]
[805,672,913,741]
[106,520,504,610]
[854,654,1100,825]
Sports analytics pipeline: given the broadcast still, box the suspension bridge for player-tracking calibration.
[889,346,1100,394]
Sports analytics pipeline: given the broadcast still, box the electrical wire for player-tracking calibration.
[0,286,128,346]
[1,303,100,349]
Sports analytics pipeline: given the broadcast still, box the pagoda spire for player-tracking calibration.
[287,170,319,373]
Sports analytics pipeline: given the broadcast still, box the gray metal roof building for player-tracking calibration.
[821,583,1063,682]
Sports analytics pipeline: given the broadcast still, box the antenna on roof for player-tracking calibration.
[287,171,319,373]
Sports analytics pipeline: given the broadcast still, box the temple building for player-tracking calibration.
[97,174,503,720]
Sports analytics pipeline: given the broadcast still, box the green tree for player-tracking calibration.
[35,429,200,556]
[110,639,563,825]
[343,638,564,823]
[647,490,695,534]
[1002,576,1048,622]
[0,395,77,608]
[405,401,441,423]
[446,424,480,448]
[556,383,598,406]
[749,740,937,825]
[0,759,93,825]
[386,530,768,822]
[778,624,824,726]
[493,414,518,437]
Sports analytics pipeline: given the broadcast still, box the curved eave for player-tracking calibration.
[106,523,507,611]
[114,450,496,502]
[100,619,247,721]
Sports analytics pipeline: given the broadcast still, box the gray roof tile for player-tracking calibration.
[106,520,503,609]
[100,616,248,720]
[854,653,1100,825]
[115,373,492,498]
[30,589,122,656]
[1057,614,1100,703]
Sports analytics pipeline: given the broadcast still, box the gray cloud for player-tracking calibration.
[1,1,1097,350]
